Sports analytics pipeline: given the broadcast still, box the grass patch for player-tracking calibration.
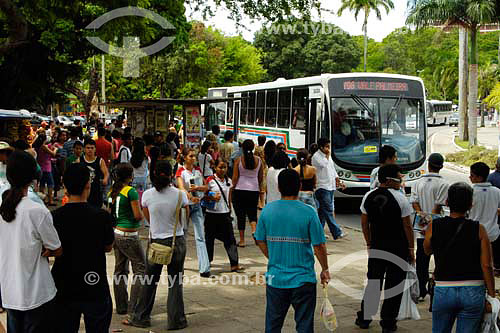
[454,137,469,150]
[446,145,498,167]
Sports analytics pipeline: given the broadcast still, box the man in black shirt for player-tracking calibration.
[356,164,415,333]
[51,164,115,332]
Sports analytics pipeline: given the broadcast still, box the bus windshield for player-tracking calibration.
[331,96,426,166]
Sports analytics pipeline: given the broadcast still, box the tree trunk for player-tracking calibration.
[60,67,99,120]
[458,27,469,141]
[0,0,28,54]
[468,28,478,146]
[363,11,368,72]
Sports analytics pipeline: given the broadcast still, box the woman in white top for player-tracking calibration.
[205,159,243,272]
[126,161,189,330]
[198,140,214,178]
[0,151,62,332]
[130,138,150,194]
[266,151,290,204]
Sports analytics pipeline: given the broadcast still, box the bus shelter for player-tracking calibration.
[101,97,242,148]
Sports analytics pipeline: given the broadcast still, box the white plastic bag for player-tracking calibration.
[397,266,421,321]
[481,295,500,333]
[320,286,338,331]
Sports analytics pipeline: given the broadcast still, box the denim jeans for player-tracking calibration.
[190,204,210,274]
[298,191,317,210]
[132,237,187,330]
[132,176,148,194]
[7,299,54,333]
[314,188,343,239]
[432,285,485,333]
[265,283,316,333]
[113,234,146,314]
[54,293,112,332]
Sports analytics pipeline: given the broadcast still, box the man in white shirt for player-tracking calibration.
[370,145,397,190]
[312,138,346,239]
[410,153,449,300]
[357,164,414,332]
[118,133,132,163]
[469,162,500,274]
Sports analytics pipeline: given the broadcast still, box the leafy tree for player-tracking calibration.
[337,0,394,72]
[254,19,361,80]
[407,0,497,146]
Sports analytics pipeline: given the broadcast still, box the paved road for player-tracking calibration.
[336,124,469,232]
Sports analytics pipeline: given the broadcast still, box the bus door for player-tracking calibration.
[233,94,241,138]
[306,86,324,148]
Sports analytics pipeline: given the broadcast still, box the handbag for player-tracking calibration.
[213,177,233,223]
[147,191,183,265]
[428,220,465,312]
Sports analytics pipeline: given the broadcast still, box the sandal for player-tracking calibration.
[231,265,245,273]
[122,318,150,328]
[237,242,246,248]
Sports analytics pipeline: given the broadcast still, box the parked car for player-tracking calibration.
[449,113,459,127]
[55,116,73,127]
[73,115,86,126]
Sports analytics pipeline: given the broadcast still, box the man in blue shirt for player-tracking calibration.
[255,169,330,333]
[487,157,500,190]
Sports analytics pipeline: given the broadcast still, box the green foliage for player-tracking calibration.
[446,145,498,168]
[254,19,361,80]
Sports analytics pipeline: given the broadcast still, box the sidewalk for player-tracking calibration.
[0,227,433,332]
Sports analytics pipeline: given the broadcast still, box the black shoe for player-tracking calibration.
[382,324,398,333]
[116,310,128,315]
[168,322,188,330]
[355,318,370,329]
[200,272,212,278]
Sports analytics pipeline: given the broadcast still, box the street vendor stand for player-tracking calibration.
[101,97,241,148]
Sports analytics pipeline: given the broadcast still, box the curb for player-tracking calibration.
[451,135,466,152]
[444,162,468,174]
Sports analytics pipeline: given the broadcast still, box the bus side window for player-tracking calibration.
[292,88,307,130]
[240,92,248,125]
[278,88,291,128]
[256,91,265,126]
[248,91,256,126]
[266,90,277,127]
[227,93,234,123]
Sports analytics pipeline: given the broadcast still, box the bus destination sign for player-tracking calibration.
[343,81,409,92]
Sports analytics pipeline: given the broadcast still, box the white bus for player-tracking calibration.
[426,100,453,125]
[206,73,428,197]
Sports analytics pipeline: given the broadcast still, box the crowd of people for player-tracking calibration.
[0,118,500,332]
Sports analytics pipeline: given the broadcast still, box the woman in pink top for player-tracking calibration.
[232,139,263,247]
[33,133,57,206]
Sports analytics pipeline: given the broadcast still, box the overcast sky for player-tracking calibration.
[185,0,408,42]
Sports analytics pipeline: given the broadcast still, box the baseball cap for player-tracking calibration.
[428,153,444,168]
[154,131,163,137]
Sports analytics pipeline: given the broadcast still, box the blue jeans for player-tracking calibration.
[299,192,317,210]
[265,283,316,333]
[190,204,210,274]
[7,299,54,333]
[132,176,148,193]
[315,188,342,239]
[432,285,485,333]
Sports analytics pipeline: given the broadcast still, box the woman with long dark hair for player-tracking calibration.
[263,140,276,168]
[198,140,214,178]
[232,139,263,247]
[127,161,189,330]
[108,163,145,317]
[176,148,210,277]
[0,151,62,332]
[130,138,150,194]
[293,148,317,209]
[33,132,57,206]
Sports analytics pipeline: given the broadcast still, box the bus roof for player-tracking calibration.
[209,73,424,93]
[0,109,32,119]
[427,100,452,104]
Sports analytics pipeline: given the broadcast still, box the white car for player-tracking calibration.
[55,116,73,127]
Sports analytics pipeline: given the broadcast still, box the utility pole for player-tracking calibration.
[458,26,469,141]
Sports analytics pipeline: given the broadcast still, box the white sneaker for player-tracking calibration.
[338,232,348,239]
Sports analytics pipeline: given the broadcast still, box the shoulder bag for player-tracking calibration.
[147,191,183,265]
[213,177,233,223]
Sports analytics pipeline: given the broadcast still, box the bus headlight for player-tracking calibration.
[409,172,414,179]
[345,172,352,179]
[338,171,344,178]
[415,171,421,177]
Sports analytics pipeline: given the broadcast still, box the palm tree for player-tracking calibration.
[338,0,394,72]
[407,0,496,146]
